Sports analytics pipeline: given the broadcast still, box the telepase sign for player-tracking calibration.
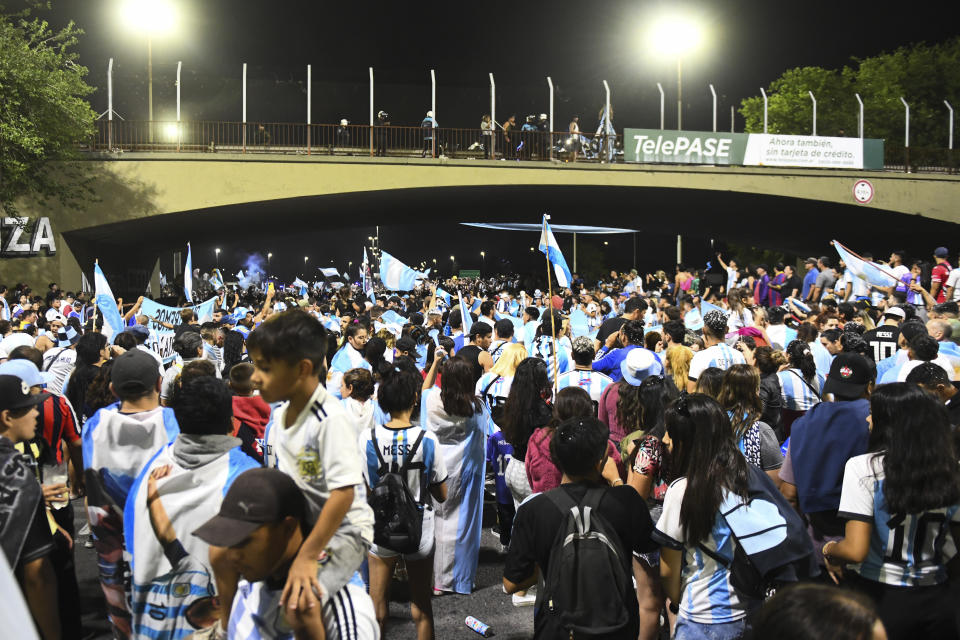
[625,129,884,170]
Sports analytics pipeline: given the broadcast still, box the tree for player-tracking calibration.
[0,2,96,216]
[740,38,960,150]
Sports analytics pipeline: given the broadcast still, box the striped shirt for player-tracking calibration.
[360,425,447,503]
[688,343,746,381]
[529,335,571,383]
[654,478,751,624]
[229,572,377,639]
[776,369,824,411]
[556,370,614,407]
[839,453,960,587]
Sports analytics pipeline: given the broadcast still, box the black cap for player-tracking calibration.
[0,374,50,411]
[823,353,875,397]
[193,468,306,547]
[395,337,417,353]
[111,349,161,394]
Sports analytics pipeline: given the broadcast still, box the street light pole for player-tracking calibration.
[147,36,153,142]
[677,57,683,130]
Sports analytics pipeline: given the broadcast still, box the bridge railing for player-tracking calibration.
[86,120,626,162]
[87,120,959,173]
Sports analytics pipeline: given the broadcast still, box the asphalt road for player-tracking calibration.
[72,499,535,640]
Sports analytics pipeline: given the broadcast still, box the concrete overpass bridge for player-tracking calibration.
[5,152,959,295]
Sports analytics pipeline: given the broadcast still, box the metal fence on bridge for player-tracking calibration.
[86,120,959,173]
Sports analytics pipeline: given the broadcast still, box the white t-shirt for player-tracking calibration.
[42,346,77,395]
[654,477,750,624]
[838,453,960,587]
[229,572,378,640]
[342,397,376,440]
[945,268,960,302]
[688,343,746,382]
[359,424,447,505]
[726,268,738,292]
[898,356,955,382]
[264,384,375,543]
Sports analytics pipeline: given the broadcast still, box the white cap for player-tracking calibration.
[426,110,434,118]
[340,119,348,126]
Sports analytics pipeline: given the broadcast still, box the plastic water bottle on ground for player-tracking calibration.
[465,616,493,637]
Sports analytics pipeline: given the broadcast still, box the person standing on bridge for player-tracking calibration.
[375,110,390,157]
[481,114,493,159]
[421,110,437,158]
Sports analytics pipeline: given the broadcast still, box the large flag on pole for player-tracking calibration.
[832,240,898,288]
[183,242,193,302]
[379,250,420,291]
[539,214,572,288]
[94,262,125,340]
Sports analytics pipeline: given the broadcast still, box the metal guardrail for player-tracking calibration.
[85,121,960,173]
[85,120,623,162]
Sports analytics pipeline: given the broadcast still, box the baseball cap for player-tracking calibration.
[0,374,50,411]
[804,257,818,265]
[125,324,150,340]
[0,360,49,388]
[934,247,949,258]
[620,348,662,386]
[193,468,306,547]
[822,353,875,398]
[111,349,161,395]
[882,307,906,320]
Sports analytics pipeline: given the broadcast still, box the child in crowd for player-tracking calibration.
[341,367,376,438]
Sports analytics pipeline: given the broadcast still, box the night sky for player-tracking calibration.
[31,0,960,280]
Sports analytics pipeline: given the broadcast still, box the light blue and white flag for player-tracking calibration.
[183,243,193,303]
[209,268,225,291]
[94,262,125,341]
[236,269,244,280]
[539,214,572,288]
[435,287,452,305]
[684,308,704,331]
[380,250,420,291]
[457,290,473,334]
[319,267,342,280]
[832,240,898,288]
[292,277,309,297]
[700,299,726,317]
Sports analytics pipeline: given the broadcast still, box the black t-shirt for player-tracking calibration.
[504,482,656,639]
[19,494,55,569]
[173,323,201,339]
[780,275,802,298]
[595,317,627,347]
[455,345,484,385]
[862,325,900,362]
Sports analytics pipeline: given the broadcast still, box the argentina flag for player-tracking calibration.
[832,240,898,288]
[379,250,420,291]
[94,262,126,340]
[539,214,572,288]
[209,268,225,291]
[435,287,452,305]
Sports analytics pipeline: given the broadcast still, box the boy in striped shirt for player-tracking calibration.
[687,310,746,391]
[557,336,613,408]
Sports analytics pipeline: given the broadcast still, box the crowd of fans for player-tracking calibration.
[1,242,959,640]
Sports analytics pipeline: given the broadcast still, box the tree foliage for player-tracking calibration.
[0,2,96,215]
[740,38,960,148]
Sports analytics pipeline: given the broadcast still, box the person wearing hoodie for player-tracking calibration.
[124,376,259,640]
[81,348,180,637]
[227,363,272,463]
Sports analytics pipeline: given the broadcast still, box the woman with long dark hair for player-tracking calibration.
[420,356,490,595]
[824,383,960,640]
[500,358,553,506]
[753,346,785,438]
[624,375,678,640]
[777,339,824,438]
[654,393,756,640]
[718,364,783,486]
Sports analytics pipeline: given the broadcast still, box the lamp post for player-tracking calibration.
[480,251,485,274]
[649,14,703,130]
[122,0,176,139]
[267,252,272,268]
[215,248,220,267]
[450,256,455,277]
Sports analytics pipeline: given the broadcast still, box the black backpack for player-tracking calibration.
[367,428,426,555]
[540,487,632,637]
[698,464,818,600]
